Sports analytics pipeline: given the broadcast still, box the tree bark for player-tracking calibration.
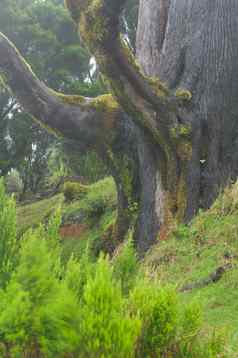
[137,0,238,211]
[1,0,238,253]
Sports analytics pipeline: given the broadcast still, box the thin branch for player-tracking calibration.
[0,99,17,121]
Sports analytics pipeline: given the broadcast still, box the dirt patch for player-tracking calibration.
[60,224,88,238]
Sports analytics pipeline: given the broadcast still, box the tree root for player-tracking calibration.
[180,263,235,292]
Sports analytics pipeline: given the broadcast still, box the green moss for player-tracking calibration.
[33,116,64,139]
[0,72,10,93]
[63,182,89,202]
[175,88,192,101]
[78,0,110,48]
[107,151,133,201]
[0,32,37,82]
[53,91,87,105]
[179,124,191,136]
[120,38,169,98]
[176,175,187,222]
[66,0,176,166]
[177,141,193,161]
[121,159,133,199]
[146,76,170,97]
[91,94,120,113]
[170,124,191,141]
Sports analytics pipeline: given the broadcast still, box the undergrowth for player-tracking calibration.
[145,181,238,355]
[0,178,227,357]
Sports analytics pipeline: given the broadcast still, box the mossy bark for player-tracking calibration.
[1,0,238,253]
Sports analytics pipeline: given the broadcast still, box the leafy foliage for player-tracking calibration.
[113,236,139,294]
[0,181,227,356]
[0,0,106,191]
[63,181,89,202]
[76,255,141,357]
[0,179,17,287]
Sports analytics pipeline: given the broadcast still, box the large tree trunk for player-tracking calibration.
[1,0,238,253]
[137,0,238,192]
[134,0,238,248]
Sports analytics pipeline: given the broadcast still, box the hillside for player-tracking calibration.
[17,178,238,355]
[145,182,238,355]
[17,177,117,261]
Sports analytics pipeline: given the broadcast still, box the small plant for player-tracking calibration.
[0,183,228,356]
[113,236,139,294]
[173,223,191,240]
[130,281,178,357]
[65,245,95,299]
[0,226,80,357]
[0,179,17,287]
[130,280,226,357]
[77,254,141,357]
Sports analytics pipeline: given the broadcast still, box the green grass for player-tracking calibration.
[145,182,238,354]
[17,194,64,235]
[60,177,117,259]
[17,177,117,260]
[63,176,117,219]
[17,177,238,353]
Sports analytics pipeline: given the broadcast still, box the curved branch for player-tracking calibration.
[0,32,122,148]
[65,0,193,196]
[65,0,190,132]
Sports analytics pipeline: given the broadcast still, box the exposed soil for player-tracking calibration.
[59,223,88,238]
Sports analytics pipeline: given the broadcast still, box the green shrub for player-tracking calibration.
[113,237,139,294]
[65,246,95,299]
[81,177,117,218]
[0,226,80,357]
[77,254,141,357]
[0,184,228,357]
[0,178,17,287]
[130,281,226,357]
[63,181,88,202]
[130,281,178,357]
[173,223,191,240]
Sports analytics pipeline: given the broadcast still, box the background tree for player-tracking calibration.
[0,0,105,193]
[1,0,238,253]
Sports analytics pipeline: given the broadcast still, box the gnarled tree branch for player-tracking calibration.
[65,0,194,206]
[0,32,122,149]
[0,1,199,250]
[65,0,188,152]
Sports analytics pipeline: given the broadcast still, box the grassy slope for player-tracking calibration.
[17,179,238,353]
[17,194,64,234]
[145,182,238,354]
[17,177,117,260]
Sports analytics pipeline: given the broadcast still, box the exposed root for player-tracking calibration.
[180,263,235,292]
